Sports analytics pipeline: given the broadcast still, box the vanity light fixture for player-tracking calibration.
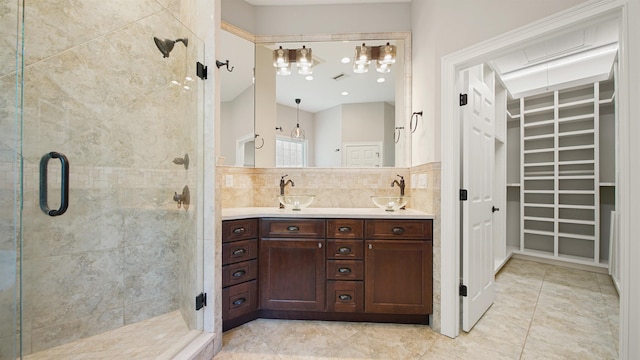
[353,42,397,74]
[291,98,305,142]
[273,45,314,76]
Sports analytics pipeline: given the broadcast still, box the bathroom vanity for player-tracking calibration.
[221,208,434,331]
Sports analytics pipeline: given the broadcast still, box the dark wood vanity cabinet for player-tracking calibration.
[364,219,433,315]
[222,216,432,330]
[259,218,326,312]
[222,219,259,330]
[326,219,364,313]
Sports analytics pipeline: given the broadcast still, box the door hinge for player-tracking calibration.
[459,93,468,106]
[197,62,208,80]
[460,189,468,201]
[195,292,207,310]
[459,284,468,297]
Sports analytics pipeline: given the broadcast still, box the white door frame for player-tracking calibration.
[440,2,633,356]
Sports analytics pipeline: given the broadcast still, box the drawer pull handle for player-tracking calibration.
[338,247,351,254]
[233,227,246,234]
[232,270,246,278]
[338,267,351,274]
[338,226,352,233]
[232,248,246,256]
[338,294,352,301]
[392,227,405,234]
[232,298,246,306]
[368,243,372,250]
[287,225,300,231]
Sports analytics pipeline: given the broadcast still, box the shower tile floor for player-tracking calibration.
[215,258,619,360]
[24,310,199,360]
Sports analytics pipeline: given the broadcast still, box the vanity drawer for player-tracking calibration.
[365,219,432,240]
[326,260,363,280]
[223,219,259,243]
[222,259,257,287]
[327,219,364,239]
[261,218,325,238]
[327,280,363,313]
[222,280,258,320]
[326,239,364,259]
[222,239,258,265]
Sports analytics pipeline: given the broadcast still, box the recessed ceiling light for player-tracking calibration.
[305,75,314,81]
[377,77,386,83]
[341,57,351,64]
[341,91,349,96]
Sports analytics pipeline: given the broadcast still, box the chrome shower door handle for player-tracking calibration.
[39,152,70,216]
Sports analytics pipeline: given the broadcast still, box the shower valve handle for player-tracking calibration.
[173,185,190,211]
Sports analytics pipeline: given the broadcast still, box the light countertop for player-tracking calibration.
[221,207,435,221]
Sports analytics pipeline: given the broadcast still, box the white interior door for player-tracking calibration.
[462,65,496,332]
[344,143,381,167]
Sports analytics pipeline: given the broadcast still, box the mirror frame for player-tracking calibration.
[221,21,412,168]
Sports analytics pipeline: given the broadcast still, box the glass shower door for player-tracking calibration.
[10,1,205,358]
[0,0,21,358]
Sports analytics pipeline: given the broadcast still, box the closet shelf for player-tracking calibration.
[558,160,595,166]
[558,218,596,225]
[559,175,595,180]
[523,190,554,194]
[558,204,595,210]
[523,176,554,180]
[524,119,555,128]
[558,232,595,241]
[524,148,554,154]
[524,229,555,237]
[523,203,555,208]
[558,129,595,137]
[558,98,594,108]
[523,216,554,222]
[523,105,555,115]
[558,144,595,152]
[524,133,555,141]
[524,162,555,167]
[557,190,595,195]
[558,114,595,124]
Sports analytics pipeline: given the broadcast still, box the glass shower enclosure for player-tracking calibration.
[1,1,205,358]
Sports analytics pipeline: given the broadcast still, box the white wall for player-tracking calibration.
[315,105,342,167]
[411,0,590,165]
[342,102,385,143]
[221,85,255,166]
[384,102,395,167]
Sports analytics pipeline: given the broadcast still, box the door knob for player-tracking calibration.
[492,206,500,213]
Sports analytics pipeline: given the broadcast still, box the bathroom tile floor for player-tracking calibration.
[214,258,619,360]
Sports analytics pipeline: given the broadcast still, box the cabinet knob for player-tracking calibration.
[338,294,352,301]
[338,226,352,233]
[318,242,322,248]
[368,243,372,250]
[232,270,246,278]
[232,248,246,256]
[338,267,352,274]
[233,227,246,234]
[338,247,351,254]
[232,298,246,306]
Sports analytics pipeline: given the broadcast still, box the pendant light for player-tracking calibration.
[291,98,305,142]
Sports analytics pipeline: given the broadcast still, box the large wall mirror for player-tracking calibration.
[220,25,411,168]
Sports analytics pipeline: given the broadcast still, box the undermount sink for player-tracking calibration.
[278,195,316,211]
[370,196,410,211]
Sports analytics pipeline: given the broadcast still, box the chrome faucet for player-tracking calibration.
[391,174,405,196]
[279,175,295,208]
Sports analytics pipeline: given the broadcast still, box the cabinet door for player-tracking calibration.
[365,240,432,314]
[260,238,326,311]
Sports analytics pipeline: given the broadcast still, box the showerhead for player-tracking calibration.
[153,37,188,58]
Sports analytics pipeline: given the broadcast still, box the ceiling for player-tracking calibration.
[489,17,619,98]
[245,0,409,5]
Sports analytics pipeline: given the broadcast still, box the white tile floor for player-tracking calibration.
[215,258,619,360]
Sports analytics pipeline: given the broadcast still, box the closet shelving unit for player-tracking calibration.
[508,78,616,268]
